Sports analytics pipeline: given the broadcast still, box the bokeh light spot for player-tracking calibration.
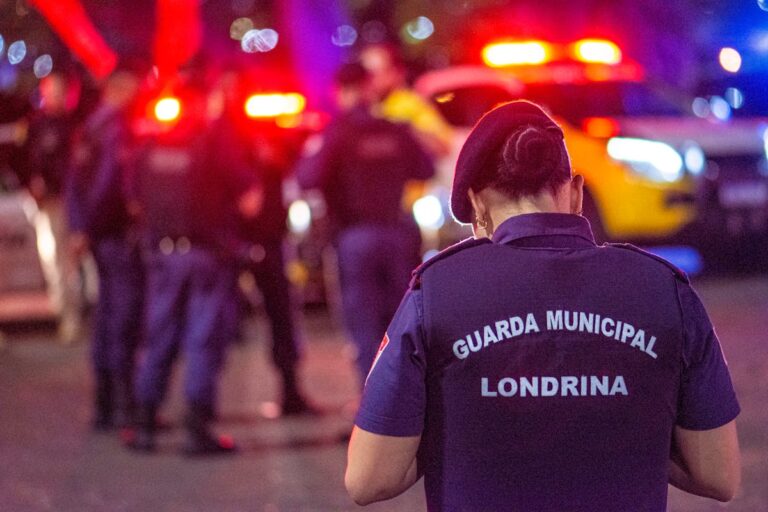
[724,87,744,109]
[691,97,710,118]
[683,144,706,175]
[288,200,312,234]
[241,28,279,53]
[758,0,768,12]
[413,195,445,230]
[230,17,254,41]
[7,40,26,65]
[0,34,5,57]
[718,47,742,73]
[710,96,732,121]
[331,25,357,47]
[33,54,53,78]
[404,16,434,42]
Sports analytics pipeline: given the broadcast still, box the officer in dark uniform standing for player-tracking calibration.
[346,101,741,510]
[296,62,434,383]
[127,86,261,455]
[207,72,314,415]
[237,131,315,415]
[68,70,143,431]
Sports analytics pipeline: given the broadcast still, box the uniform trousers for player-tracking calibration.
[336,225,414,380]
[135,248,236,413]
[245,241,301,377]
[91,237,144,379]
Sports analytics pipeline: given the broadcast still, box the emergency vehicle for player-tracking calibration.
[0,174,56,321]
[413,38,768,246]
[0,121,58,322]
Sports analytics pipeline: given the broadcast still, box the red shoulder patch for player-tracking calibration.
[365,333,390,385]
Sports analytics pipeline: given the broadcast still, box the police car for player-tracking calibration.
[0,167,56,322]
[413,38,768,246]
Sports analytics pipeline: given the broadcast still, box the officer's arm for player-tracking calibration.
[669,420,741,502]
[345,427,421,506]
[295,123,341,190]
[86,122,123,220]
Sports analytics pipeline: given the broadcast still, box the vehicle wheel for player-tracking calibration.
[582,189,608,244]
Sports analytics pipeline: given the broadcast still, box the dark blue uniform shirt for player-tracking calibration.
[134,120,256,254]
[356,213,740,512]
[67,104,133,239]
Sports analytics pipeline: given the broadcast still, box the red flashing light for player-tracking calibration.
[572,39,622,65]
[154,97,181,123]
[482,41,552,67]
[482,38,623,70]
[582,117,620,138]
[244,93,306,118]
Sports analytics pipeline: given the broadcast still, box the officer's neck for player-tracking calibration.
[482,190,566,236]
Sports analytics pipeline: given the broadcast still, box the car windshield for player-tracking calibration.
[429,85,515,127]
[521,82,687,124]
[430,81,690,129]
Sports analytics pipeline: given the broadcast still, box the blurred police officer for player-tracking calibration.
[68,70,143,431]
[359,43,453,269]
[23,72,83,343]
[296,63,434,383]
[127,85,261,455]
[359,43,453,159]
[208,72,314,416]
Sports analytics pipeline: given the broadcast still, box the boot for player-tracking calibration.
[125,405,157,453]
[93,370,113,431]
[111,373,134,429]
[182,403,237,456]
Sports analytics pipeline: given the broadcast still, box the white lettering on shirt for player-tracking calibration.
[481,375,629,397]
[453,311,660,361]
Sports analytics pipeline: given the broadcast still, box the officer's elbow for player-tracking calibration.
[344,468,380,506]
[708,470,741,503]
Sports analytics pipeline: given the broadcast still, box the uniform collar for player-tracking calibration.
[491,213,596,247]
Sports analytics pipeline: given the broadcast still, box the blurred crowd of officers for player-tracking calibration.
[11,44,450,456]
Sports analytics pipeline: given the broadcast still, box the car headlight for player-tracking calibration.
[763,127,768,159]
[607,137,684,183]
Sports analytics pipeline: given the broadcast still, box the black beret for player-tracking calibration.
[450,100,569,224]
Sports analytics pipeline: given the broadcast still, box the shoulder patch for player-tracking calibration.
[605,243,689,283]
[409,237,493,289]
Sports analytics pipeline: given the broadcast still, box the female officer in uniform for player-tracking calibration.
[345,101,741,511]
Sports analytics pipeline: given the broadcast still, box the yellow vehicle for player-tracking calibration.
[414,38,710,244]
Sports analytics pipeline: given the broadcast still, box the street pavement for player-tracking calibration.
[1,276,766,512]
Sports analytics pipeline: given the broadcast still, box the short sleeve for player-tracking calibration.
[676,281,740,430]
[355,290,427,437]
